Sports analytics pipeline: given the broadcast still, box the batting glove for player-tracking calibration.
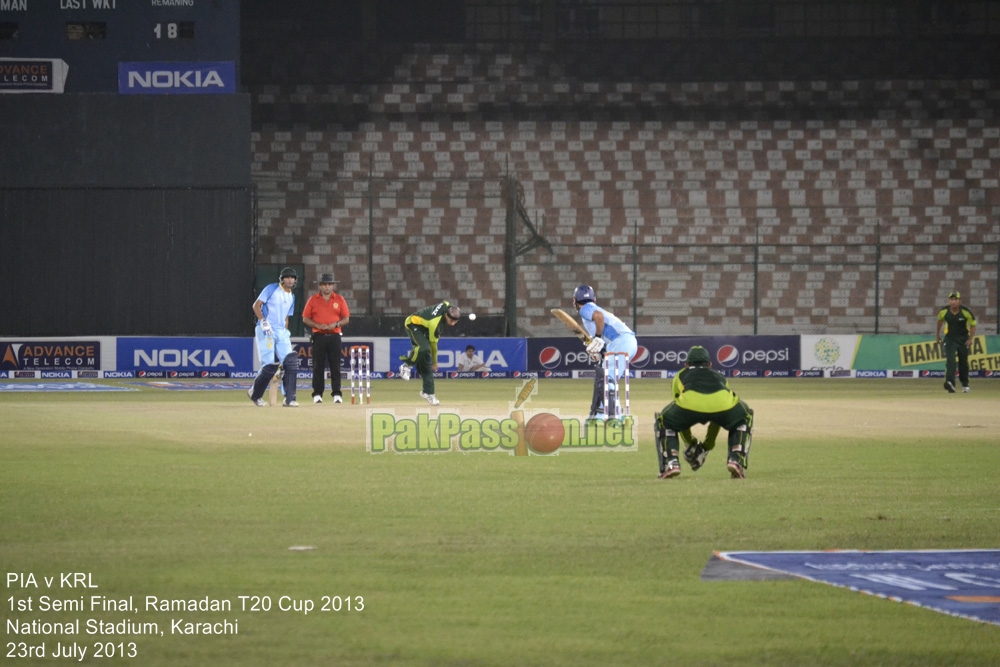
[585,337,605,356]
[260,320,273,336]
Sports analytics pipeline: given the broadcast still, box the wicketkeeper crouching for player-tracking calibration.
[654,345,754,479]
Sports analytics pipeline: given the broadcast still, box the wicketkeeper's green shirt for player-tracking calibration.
[671,365,742,413]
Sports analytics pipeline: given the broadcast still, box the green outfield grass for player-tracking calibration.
[2,379,999,666]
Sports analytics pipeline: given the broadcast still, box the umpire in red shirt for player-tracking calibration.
[302,273,351,403]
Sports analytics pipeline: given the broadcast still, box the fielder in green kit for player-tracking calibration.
[398,301,461,405]
[935,290,977,393]
[654,345,754,479]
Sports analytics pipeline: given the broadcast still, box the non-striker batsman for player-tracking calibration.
[248,267,300,407]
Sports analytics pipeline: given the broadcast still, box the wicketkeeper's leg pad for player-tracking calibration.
[252,363,280,399]
[727,423,753,470]
[654,411,680,469]
[653,414,666,474]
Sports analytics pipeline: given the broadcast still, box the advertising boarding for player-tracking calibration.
[1,340,101,371]
[118,61,237,95]
[529,336,799,375]
[117,337,253,377]
[389,338,526,376]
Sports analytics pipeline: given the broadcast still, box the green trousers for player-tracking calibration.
[402,324,435,395]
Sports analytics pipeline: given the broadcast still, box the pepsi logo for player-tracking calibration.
[764,370,772,377]
[795,370,804,377]
[481,371,490,378]
[201,371,209,377]
[513,371,522,378]
[544,371,554,378]
[716,345,739,368]
[920,370,930,377]
[169,371,178,378]
[539,347,562,369]
[630,346,650,368]
[449,372,458,378]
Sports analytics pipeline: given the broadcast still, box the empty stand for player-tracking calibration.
[247,45,999,335]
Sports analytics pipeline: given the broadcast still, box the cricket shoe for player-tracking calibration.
[247,388,265,407]
[962,386,970,393]
[420,391,440,406]
[683,440,708,471]
[727,456,746,479]
[313,395,323,404]
[283,399,300,407]
[333,395,343,403]
[658,457,681,479]
[944,381,956,393]
[399,363,412,381]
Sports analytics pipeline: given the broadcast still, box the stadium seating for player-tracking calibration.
[246,43,998,335]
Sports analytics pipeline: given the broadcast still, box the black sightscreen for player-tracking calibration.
[0,187,253,336]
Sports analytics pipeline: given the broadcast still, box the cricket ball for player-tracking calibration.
[525,413,565,454]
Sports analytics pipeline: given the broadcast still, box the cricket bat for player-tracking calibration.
[550,308,592,344]
[268,368,284,406]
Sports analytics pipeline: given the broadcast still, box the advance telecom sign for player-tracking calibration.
[118,61,236,95]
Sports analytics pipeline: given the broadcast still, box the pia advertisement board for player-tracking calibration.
[389,338,527,373]
[117,337,253,375]
[528,336,799,374]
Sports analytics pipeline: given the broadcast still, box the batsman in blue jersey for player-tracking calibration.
[248,267,300,407]
[573,285,638,419]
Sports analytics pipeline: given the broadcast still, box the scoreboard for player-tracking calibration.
[0,1,239,93]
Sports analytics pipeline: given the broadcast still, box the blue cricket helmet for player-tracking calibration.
[573,284,596,304]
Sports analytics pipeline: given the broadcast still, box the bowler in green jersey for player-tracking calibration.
[398,301,460,405]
